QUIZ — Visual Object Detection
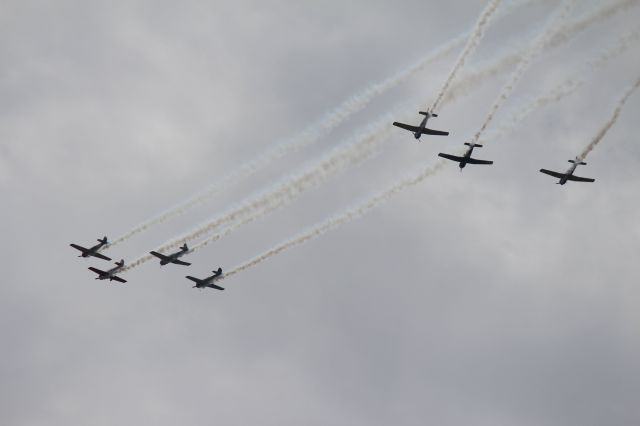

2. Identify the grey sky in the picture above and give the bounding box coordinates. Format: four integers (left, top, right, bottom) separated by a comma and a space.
2, 0, 639, 425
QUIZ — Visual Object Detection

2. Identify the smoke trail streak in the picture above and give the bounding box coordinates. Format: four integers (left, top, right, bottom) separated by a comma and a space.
441, 0, 638, 108
579, 76, 640, 160
122, 107, 410, 271
122, 0, 635, 272
430, 0, 504, 112
471, 0, 577, 144
107, 0, 536, 248
218, 23, 640, 280
222, 160, 448, 279
483, 29, 640, 144
124, 50, 515, 272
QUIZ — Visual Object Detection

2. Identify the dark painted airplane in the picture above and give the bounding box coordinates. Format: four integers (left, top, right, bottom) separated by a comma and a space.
149, 243, 192, 266
438, 142, 493, 169
540, 157, 595, 185
393, 111, 449, 140
70, 237, 111, 261
88, 259, 127, 283
186, 268, 224, 290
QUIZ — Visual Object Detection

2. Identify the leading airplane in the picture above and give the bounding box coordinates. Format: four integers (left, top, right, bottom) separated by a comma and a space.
186, 268, 224, 290
393, 111, 449, 140
149, 243, 192, 266
70, 237, 111, 261
438, 142, 493, 169
88, 260, 127, 283
539, 157, 595, 185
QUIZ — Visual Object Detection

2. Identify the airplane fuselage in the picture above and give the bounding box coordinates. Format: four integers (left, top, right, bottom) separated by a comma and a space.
558, 163, 579, 185
414, 116, 429, 139
458, 146, 475, 169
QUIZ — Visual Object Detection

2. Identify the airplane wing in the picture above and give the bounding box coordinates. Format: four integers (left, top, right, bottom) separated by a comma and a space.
149, 251, 170, 262
465, 158, 493, 165
206, 283, 225, 291
392, 122, 420, 133
185, 276, 202, 284
70, 244, 87, 254
566, 175, 595, 183
438, 153, 465, 163
171, 259, 192, 266
421, 128, 449, 136
110, 276, 127, 284
539, 169, 566, 179
88, 267, 107, 276
90, 252, 112, 261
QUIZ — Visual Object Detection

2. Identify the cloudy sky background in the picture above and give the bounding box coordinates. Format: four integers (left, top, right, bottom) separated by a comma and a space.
2, 0, 639, 424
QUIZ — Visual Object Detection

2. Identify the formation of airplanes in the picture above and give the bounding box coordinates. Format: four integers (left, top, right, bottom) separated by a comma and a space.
70, 109, 596, 290
393, 111, 595, 182
70, 237, 223, 290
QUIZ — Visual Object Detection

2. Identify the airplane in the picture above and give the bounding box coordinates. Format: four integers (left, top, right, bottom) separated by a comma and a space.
539, 157, 595, 185
393, 111, 449, 140
149, 243, 192, 266
88, 259, 127, 283
186, 268, 224, 290
438, 142, 493, 169
70, 237, 112, 261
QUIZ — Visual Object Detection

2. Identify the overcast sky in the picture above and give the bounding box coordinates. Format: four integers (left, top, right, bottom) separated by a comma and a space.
2, 0, 640, 425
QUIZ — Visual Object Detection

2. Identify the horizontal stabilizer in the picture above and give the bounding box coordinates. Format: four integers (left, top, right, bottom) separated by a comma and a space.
568, 159, 587, 165
464, 143, 483, 147
418, 111, 437, 117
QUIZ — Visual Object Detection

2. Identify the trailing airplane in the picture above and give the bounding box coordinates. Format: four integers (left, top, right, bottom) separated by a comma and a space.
539, 157, 595, 185
393, 111, 449, 140
186, 268, 224, 290
70, 237, 112, 261
88, 260, 127, 283
149, 243, 192, 266
438, 142, 493, 169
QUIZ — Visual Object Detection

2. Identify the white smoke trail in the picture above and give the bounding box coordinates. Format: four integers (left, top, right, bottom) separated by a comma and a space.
219, 17, 640, 280
222, 160, 448, 279
579, 76, 640, 160
471, 0, 577, 143
430, 0, 504, 112
440, 0, 638, 109
122, 0, 635, 272
483, 29, 640, 144
122, 107, 408, 271
124, 51, 516, 272
107, 0, 536, 248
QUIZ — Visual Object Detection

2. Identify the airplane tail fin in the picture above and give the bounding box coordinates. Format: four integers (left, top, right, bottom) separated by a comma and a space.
464, 143, 483, 148
419, 111, 437, 117
181, 243, 189, 251
214, 267, 222, 275
98, 237, 108, 244
569, 159, 587, 165
115, 259, 125, 267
